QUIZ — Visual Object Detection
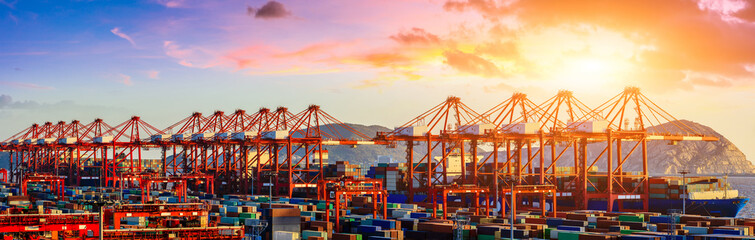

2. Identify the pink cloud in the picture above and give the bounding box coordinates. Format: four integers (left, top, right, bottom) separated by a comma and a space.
146, 70, 160, 79
110, 27, 136, 47
117, 74, 133, 86
272, 42, 342, 59
390, 28, 441, 45
154, 0, 186, 8
0, 81, 54, 90
163, 41, 219, 68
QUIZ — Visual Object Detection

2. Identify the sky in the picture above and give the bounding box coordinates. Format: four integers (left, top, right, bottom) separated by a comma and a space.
0, 0, 754, 162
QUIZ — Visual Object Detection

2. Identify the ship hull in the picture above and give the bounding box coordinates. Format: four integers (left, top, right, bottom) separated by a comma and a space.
388, 194, 749, 217
646, 198, 749, 217
577, 198, 748, 217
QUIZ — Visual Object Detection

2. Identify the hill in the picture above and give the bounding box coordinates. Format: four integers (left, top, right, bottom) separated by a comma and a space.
519, 120, 755, 175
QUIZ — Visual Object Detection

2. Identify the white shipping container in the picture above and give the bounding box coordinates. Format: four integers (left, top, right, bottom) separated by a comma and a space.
261, 130, 289, 140
191, 132, 215, 141
503, 122, 540, 134
150, 134, 171, 142
58, 137, 77, 144
37, 138, 55, 145
94, 136, 114, 143
171, 133, 189, 141
231, 131, 258, 140
215, 132, 231, 139
273, 231, 299, 240
572, 120, 609, 133
395, 125, 428, 136
460, 123, 495, 135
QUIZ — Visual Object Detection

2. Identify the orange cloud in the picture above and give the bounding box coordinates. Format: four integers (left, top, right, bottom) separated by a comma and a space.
443, 50, 502, 77
390, 28, 441, 45
443, 0, 755, 90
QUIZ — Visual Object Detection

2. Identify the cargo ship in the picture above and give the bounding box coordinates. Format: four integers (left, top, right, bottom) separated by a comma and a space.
580, 176, 749, 217
643, 176, 748, 217
366, 162, 749, 217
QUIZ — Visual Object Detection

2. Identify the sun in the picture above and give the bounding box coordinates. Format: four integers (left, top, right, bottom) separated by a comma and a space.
552, 55, 627, 90
571, 58, 610, 75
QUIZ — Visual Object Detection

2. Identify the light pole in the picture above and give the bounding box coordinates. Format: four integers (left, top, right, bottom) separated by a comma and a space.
504, 175, 515, 240
679, 170, 689, 215
264, 172, 278, 203
510, 181, 514, 240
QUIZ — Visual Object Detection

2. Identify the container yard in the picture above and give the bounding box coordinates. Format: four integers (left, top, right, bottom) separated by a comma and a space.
0, 181, 755, 240
0, 88, 750, 239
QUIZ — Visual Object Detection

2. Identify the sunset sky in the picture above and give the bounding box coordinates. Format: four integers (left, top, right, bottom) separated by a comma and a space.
1, 0, 754, 161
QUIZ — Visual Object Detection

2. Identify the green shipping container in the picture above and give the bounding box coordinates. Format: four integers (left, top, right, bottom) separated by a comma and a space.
620, 229, 645, 234
618, 215, 644, 222
557, 232, 581, 240
477, 234, 495, 240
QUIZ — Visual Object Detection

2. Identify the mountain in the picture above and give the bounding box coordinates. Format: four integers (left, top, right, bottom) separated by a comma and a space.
643, 120, 755, 174
307, 123, 408, 165
503, 120, 754, 175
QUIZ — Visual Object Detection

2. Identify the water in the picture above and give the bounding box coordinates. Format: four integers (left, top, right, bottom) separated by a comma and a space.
727, 176, 755, 218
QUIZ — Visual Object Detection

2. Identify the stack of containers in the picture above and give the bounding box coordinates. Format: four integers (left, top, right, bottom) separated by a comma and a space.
121, 217, 148, 228
273, 231, 300, 240
367, 163, 406, 191
362, 219, 403, 240
262, 207, 301, 240
302, 230, 328, 240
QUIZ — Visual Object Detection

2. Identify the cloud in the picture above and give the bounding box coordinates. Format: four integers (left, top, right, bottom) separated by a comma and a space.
163, 41, 219, 68
731, 1, 755, 22
246, 6, 256, 16
475, 41, 519, 59
272, 42, 342, 59
249, 1, 291, 19
8, 12, 17, 24
110, 27, 136, 47
0, 94, 41, 109
117, 74, 133, 86
684, 71, 735, 88
146, 70, 160, 79
443, 50, 502, 77
390, 28, 441, 45
0, 95, 10, 107
0, 81, 54, 90
0, 0, 16, 9
443, 0, 510, 19
442, 0, 755, 89
154, 0, 186, 8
